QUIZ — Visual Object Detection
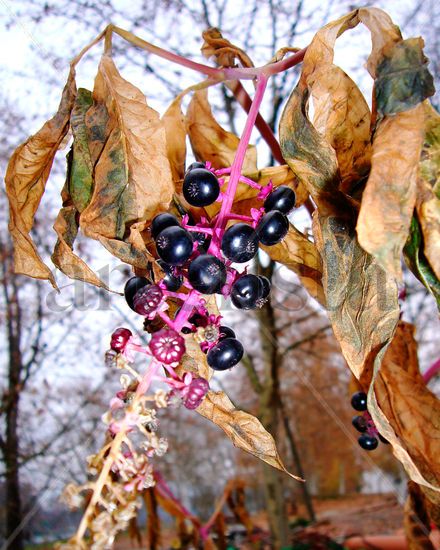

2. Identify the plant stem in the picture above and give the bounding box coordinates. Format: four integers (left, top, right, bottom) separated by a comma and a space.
423, 358, 440, 384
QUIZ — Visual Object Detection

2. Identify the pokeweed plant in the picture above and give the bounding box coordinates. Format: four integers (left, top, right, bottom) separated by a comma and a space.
4, 6, 440, 548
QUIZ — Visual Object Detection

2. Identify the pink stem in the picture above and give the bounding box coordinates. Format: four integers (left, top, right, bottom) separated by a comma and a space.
183, 225, 214, 235
239, 175, 262, 189
225, 213, 254, 222
208, 74, 268, 254
423, 358, 440, 384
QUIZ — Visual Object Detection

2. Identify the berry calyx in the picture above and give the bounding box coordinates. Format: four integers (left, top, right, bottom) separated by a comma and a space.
219, 325, 236, 340
149, 328, 185, 365
230, 274, 264, 310
155, 226, 193, 266
188, 254, 227, 294
151, 213, 180, 239
110, 328, 133, 352
351, 392, 368, 411
264, 186, 296, 214
183, 168, 220, 207
133, 284, 163, 316
124, 276, 150, 311
221, 223, 259, 263
158, 260, 183, 292
256, 210, 289, 246
183, 377, 210, 410
358, 434, 378, 451
352, 415, 368, 433
207, 338, 244, 371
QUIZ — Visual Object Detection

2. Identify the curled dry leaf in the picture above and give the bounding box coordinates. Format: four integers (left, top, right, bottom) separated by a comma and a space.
197, 391, 302, 481
357, 103, 425, 279
80, 55, 174, 269
201, 27, 254, 69
371, 322, 440, 494
187, 89, 257, 172
162, 96, 186, 183
415, 102, 440, 280
260, 224, 324, 306
5, 66, 77, 288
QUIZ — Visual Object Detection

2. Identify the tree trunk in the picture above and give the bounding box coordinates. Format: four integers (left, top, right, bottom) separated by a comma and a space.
1, 248, 25, 550
256, 262, 290, 549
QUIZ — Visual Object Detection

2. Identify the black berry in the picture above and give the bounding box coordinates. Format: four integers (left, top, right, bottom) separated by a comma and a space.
157, 260, 183, 292
192, 231, 211, 252
183, 168, 220, 207
351, 392, 368, 412
358, 434, 378, 451
258, 275, 271, 299
352, 415, 368, 433
151, 213, 180, 240
221, 223, 259, 263
256, 210, 289, 246
207, 338, 244, 371
219, 326, 236, 340
231, 274, 263, 310
186, 161, 205, 172
188, 254, 227, 294
124, 276, 150, 311
264, 186, 296, 214
155, 226, 193, 266
378, 433, 390, 445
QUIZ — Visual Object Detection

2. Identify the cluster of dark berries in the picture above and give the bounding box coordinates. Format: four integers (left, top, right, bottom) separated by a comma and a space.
107, 161, 296, 409
351, 392, 389, 451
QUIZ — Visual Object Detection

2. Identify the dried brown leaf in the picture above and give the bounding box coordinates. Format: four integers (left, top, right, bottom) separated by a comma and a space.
260, 224, 324, 305
197, 390, 302, 480
162, 96, 186, 183
357, 104, 425, 279
5, 67, 77, 288
80, 55, 173, 269
187, 89, 257, 172
372, 322, 440, 493
201, 28, 254, 68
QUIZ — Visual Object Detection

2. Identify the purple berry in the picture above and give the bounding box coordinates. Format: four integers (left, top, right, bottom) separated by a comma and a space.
358, 434, 378, 451
351, 392, 368, 411
110, 328, 133, 352
149, 329, 185, 365
133, 284, 163, 316
183, 377, 210, 409
352, 415, 368, 433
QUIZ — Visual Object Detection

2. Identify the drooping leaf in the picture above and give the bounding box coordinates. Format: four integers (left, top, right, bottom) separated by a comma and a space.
5, 67, 77, 288
375, 38, 435, 116
196, 391, 302, 480
313, 214, 399, 381
201, 28, 254, 68
260, 224, 324, 306
80, 55, 174, 269
357, 103, 425, 279
404, 216, 440, 309
311, 65, 372, 194
162, 96, 187, 182
69, 88, 94, 213
186, 89, 257, 172
416, 102, 440, 280
372, 322, 440, 493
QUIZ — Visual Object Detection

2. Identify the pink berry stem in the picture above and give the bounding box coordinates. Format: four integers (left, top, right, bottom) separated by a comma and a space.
162, 290, 188, 301
214, 168, 232, 176
157, 311, 177, 330
209, 74, 268, 247
239, 175, 262, 189
423, 358, 440, 384
182, 225, 214, 235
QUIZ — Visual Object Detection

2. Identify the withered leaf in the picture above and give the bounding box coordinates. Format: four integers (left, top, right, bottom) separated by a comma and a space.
357, 104, 425, 279
80, 55, 173, 269
404, 217, 440, 309
197, 390, 302, 480
5, 66, 77, 288
375, 38, 435, 116
162, 96, 186, 183
187, 89, 257, 172
69, 88, 94, 213
260, 224, 324, 306
416, 102, 440, 280
372, 322, 440, 493
201, 28, 254, 69
313, 214, 400, 382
